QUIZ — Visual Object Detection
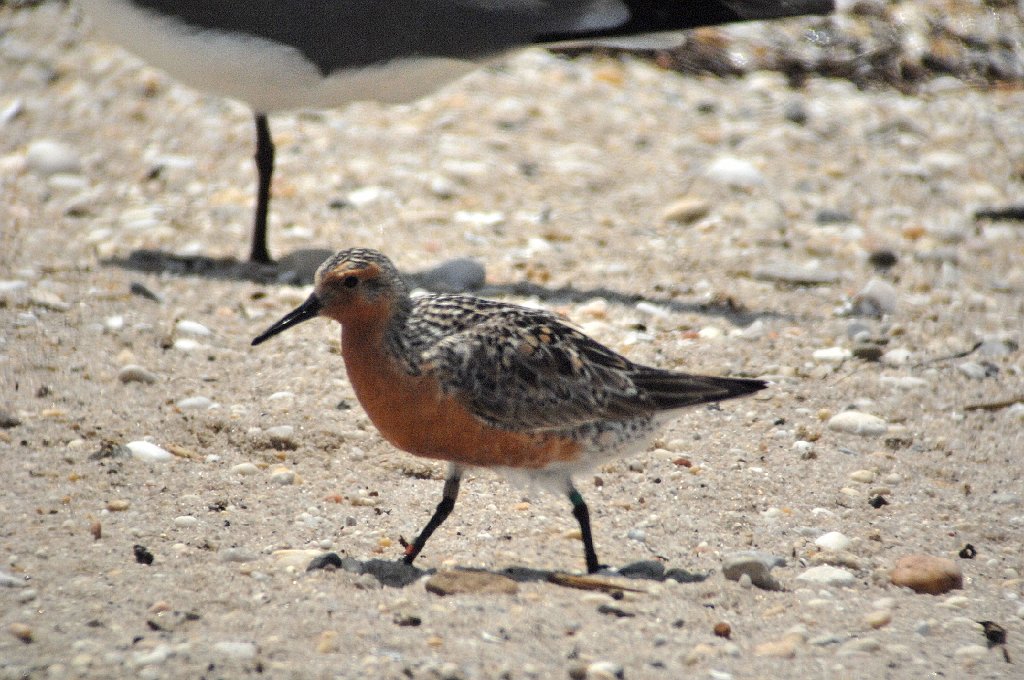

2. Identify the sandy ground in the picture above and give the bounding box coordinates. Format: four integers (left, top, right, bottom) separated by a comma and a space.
2, 2, 1024, 679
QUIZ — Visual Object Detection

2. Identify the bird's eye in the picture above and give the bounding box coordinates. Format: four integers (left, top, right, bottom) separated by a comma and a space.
343, 275, 359, 288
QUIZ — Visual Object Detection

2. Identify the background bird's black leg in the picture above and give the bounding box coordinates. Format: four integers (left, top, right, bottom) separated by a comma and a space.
568, 484, 603, 573
403, 464, 462, 565
250, 113, 274, 264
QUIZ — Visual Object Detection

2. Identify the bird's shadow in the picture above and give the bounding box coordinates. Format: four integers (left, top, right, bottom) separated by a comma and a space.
105, 247, 781, 326
307, 552, 708, 589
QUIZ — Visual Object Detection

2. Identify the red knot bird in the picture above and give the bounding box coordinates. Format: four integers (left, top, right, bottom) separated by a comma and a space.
81, 1, 832, 263
253, 248, 766, 572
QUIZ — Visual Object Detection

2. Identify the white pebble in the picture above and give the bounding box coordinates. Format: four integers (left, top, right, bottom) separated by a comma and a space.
173, 516, 198, 528
265, 425, 295, 441
878, 376, 929, 390
813, 347, 852, 363
584, 660, 624, 680
175, 320, 212, 336
176, 396, 214, 410
231, 462, 260, 475
953, 644, 988, 665
268, 391, 295, 401
880, 348, 912, 366
792, 440, 814, 454
26, 139, 81, 176
211, 641, 257, 660
704, 156, 764, 188
796, 565, 857, 587
815, 531, 852, 552
173, 338, 203, 352
126, 441, 173, 463
105, 315, 125, 331
828, 411, 888, 436
0, 280, 28, 295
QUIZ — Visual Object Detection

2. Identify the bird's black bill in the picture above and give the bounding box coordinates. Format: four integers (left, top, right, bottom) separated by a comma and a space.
251, 293, 322, 346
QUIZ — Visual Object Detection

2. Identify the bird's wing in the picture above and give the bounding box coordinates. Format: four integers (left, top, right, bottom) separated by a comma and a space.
421, 306, 764, 433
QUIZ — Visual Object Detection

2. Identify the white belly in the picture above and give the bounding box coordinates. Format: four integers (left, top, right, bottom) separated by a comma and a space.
80, 0, 484, 112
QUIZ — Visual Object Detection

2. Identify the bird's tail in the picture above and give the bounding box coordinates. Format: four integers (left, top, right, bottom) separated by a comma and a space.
631, 368, 767, 412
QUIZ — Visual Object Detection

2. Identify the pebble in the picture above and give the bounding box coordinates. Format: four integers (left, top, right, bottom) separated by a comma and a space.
176, 396, 214, 410
265, 425, 295, 443
211, 641, 257, 660
0, 280, 28, 300
409, 258, 486, 293
272, 549, 326, 569
880, 348, 912, 366
721, 551, 785, 590
953, 644, 988, 666
424, 570, 518, 596
584, 661, 624, 680
661, 197, 711, 224
315, 630, 340, 654
231, 462, 260, 475
220, 548, 258, 563
9, 622, 33, 643
173, 515, 198, 528
106, 499, 130, 511
812, 347, 852, 363
837, 637, 881, 655
890, 555, 963, 594
863, 609, 892, 629
175, 320, 212, 336
26, 139, 81, 176
173, 338, 203, 352
704, 156, 764, 188
879, 376, 928, 390
29, 290, 70, 312
752, 263, 839, 285
754, 631, 805, 658
957, 361, 989, 380
118, 365, 158, 384
827, 411, 888, 436
268, 465, 297, 485
848, 469, 875, 484
815, 531, 852, 552
851, 343, 884, 361
0, 569, 26, 588
796, 565, 856, 587
126, 441, 173, 463
852, 278, 898, 316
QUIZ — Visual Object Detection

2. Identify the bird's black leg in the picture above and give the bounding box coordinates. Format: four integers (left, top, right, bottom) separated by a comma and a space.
568, 484, 603, 573
403, 464, 462, 566
250, 113, 274, 264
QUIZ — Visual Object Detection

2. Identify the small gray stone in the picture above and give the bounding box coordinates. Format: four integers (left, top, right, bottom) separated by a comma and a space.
409, 258, 486, 293
957, 361, 988, 379
118, 365, 158, 384
722, 551, 785, 590
852, 278, 898, 316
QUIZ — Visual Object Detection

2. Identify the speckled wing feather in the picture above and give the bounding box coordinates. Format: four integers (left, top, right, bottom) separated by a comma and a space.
418, 301, 765, 432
